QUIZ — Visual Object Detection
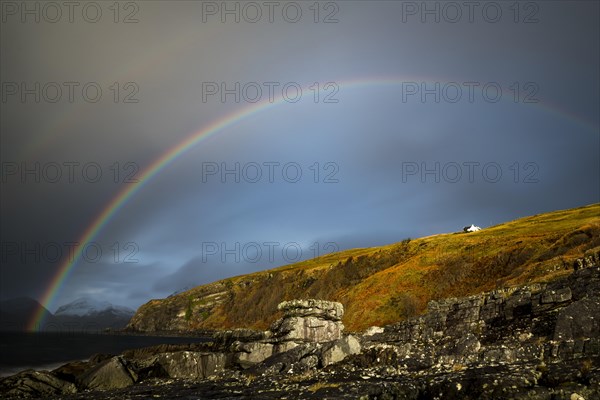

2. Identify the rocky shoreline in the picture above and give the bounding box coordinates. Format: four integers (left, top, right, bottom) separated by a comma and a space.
1, 254, 599, 399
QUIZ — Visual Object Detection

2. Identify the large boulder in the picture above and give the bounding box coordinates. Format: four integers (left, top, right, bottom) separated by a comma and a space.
227, 300, 350, 370
0, 370, 77, 398
79, 356, 136, 390
270, 300, 345, 344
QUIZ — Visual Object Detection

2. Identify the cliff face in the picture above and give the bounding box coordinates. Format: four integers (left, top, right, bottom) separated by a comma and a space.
127, 280, 232, 332
353, 255, 600, 394
370, 253, 600, 360
127, 204, 600, 333
207, 256, 600, 399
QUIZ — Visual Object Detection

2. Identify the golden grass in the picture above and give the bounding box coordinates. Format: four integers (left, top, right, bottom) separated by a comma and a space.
137, 203, 600, 332
307, 381, 341, 392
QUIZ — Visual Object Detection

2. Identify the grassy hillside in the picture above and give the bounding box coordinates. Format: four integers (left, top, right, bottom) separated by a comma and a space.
128, 203, 600, 332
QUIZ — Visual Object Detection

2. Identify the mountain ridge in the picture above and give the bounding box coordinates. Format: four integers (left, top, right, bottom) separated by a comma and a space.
0, 297, 52, 332
54, 297, 135, 318
0, 297, 135, 332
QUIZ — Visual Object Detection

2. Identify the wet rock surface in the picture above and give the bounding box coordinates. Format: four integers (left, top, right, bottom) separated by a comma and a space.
1, 254, 599, 399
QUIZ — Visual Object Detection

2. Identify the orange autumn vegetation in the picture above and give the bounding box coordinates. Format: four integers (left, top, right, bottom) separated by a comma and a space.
130, 203, 600, 332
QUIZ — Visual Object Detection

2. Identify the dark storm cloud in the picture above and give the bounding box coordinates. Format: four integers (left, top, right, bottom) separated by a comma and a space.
41, 260, 167, 313
1, 1, 598, 311
152, 256, 249, 294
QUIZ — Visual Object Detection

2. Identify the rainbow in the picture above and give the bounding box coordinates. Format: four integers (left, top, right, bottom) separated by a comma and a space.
27, 77, 598, 331
26, 89, 284, 331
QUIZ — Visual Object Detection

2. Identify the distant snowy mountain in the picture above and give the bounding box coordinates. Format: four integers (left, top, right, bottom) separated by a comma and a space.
49, 297, 135, 331
54, 297, 135, 318
0, 297, 135, 332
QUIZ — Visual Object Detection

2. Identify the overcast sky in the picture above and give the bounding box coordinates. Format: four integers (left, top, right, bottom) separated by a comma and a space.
1, 1, 598, 312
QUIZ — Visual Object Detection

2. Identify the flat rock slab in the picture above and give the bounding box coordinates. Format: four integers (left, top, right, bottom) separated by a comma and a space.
322, 335, 362, 367
156, 351, 226, 379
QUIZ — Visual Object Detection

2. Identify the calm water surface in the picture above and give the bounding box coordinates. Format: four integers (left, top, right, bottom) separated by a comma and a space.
0, 332, 210, 377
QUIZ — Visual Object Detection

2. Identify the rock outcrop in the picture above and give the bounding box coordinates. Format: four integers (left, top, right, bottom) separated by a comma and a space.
1, 255, 599, 399
78, 356, 136, 390
271, 299, 345, 343
346, 254, 600, 399
0, 370, 77, 398
216, 299, 358, 370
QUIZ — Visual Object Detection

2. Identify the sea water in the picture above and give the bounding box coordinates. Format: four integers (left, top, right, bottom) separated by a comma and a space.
0, 332, 210, 377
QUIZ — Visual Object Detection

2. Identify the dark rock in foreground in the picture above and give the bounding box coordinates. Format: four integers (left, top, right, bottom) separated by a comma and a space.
0, 370, 77, 398
1, 253, 599, 399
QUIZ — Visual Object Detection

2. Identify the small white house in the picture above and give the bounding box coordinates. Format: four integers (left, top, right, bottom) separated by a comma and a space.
463, 224, 482, 233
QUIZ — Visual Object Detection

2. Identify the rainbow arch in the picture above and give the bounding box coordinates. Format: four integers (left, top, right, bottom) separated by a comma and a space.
27, 77, 598, 331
